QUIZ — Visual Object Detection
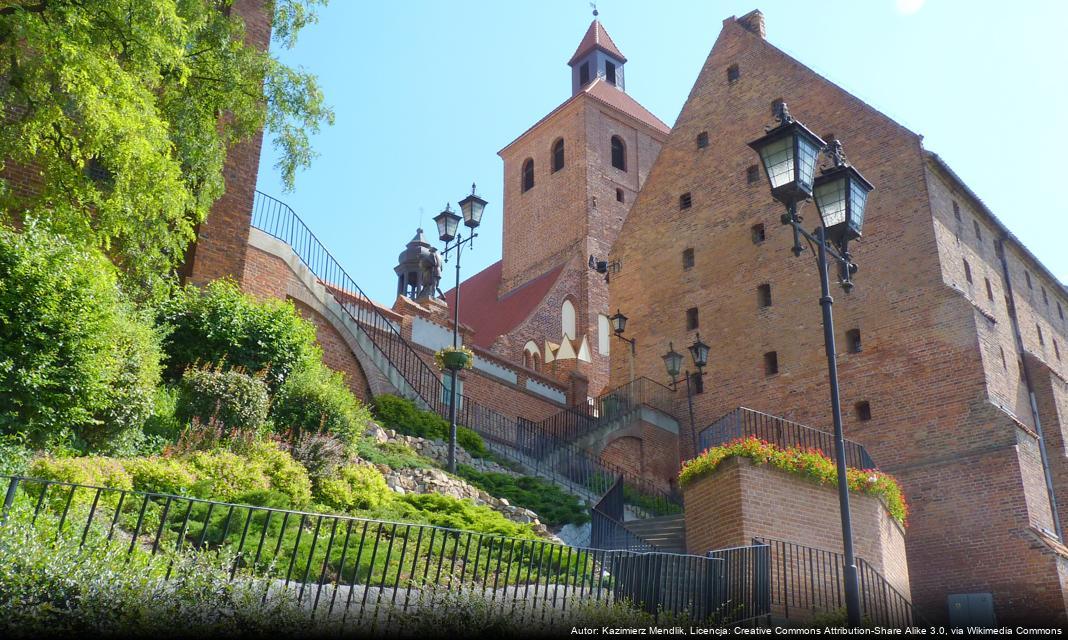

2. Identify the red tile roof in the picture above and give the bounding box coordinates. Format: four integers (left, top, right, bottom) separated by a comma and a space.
443, 260, 565, 349
584, 79, 670, 134
568, 20, 627, 65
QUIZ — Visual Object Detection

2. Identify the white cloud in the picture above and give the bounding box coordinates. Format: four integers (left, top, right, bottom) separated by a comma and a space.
895, 0, 927, 15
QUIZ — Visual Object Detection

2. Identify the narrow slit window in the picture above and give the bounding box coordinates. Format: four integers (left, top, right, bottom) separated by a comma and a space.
727, 64, 740, 83
752, 223, 766, 244
682, 248, 695, 270
686, 307, 699, 331
963, 259, 972, 284
551, 139, 565, 173
973, 220, 982, 242
616, 188, 625, 203
855, 401, 872, 421
696, 132, 709, 149
679, 192, 692, 210
953, 201, 960, 221
746, 165, 760, 184
763, 351, 779, 376
985, 278, 994, 301
611, 136, 627, 171
1038, 324, 1045, 345
846, 329, 862, 353
579, 62, 590, 86
521, 158, 534, 192
606, 61, 617, 85
1025, 270, 1033, 289
757, 283, 772, 308
1041, 287, 1048, 305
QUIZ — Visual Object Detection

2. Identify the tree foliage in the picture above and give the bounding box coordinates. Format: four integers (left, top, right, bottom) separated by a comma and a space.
0, 0, 333, 299
0, 224, 161, 448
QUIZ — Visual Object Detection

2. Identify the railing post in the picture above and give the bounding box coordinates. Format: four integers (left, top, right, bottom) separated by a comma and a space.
2, 477, 18, 523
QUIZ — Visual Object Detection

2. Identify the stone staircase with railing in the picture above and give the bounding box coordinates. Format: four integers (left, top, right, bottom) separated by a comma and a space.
250, 192, 682, 551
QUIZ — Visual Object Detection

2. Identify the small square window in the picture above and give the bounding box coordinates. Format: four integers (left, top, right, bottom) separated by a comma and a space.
855, 401, 872, 421
751, 223, 766, 244
727, 64, 740, 83
846, 329, 862, 354
682, 248, 695, 270
679, 192, 692, 210
973, 220, 982, 242
763, 351, 778, 376
686, 307, 699, 331
985, 278, 994, 301
757, 283, 772, 308
963, 259, 972, 284
616, 188, 625, 203
746, 165, 760, 184
696, 132, 709, 149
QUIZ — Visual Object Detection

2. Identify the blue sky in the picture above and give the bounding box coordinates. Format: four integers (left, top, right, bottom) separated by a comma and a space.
255, 0, 1068, 304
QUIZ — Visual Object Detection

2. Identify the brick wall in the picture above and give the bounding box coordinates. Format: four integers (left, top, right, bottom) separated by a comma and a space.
683, 457, 910, 600
608, 15, 1068, 622
181, 0, 271, 286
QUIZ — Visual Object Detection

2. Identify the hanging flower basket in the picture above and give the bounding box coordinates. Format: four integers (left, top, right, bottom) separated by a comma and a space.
435, 345, 474, 371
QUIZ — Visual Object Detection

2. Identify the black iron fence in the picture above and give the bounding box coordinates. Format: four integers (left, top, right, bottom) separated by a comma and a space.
754, 537, 921, 627
697, 407, 876, 470
597, 377, 676, 421
590, 477, 654, 553
1, 475, 761, 627
251, 193, 678, 516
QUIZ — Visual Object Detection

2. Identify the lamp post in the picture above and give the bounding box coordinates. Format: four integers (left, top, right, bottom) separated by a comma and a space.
434, 183, 487, 474
662, 334, 709, 457
747, 102, 874, 627
609, 309, 637, 382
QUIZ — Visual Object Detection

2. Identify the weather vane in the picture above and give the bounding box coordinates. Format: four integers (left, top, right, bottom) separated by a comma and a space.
590, 2, 598, 17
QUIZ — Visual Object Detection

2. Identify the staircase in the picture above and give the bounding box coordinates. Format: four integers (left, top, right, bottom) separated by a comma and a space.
622, 514, 687, 553
250, 192, 682, 552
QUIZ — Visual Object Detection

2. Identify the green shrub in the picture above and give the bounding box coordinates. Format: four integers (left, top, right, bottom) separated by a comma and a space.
315, 463, 391, 512
245, 440, 313, 507
0, 225, 162, 450
176, 366, 269, 435
0, 435, 33, 476
271, 362, 371, 440
290, 431, 347, 479
456, 465, 589, 527
124, 457, 198, 495
372, 394, 488, 458
352, 437, 433, 470
157, 280, 319, 390
142, 385, 182, 442
27, 456, 133, 491
186, 450, 271, 502
389, 493, 538, 538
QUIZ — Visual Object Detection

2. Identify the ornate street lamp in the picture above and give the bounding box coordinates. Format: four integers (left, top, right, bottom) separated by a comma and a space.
748, 103, 872, 627
663, 334, 708, 456
436, 183, 486, 473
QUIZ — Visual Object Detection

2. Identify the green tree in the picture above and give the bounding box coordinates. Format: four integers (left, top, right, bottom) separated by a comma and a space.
0, 0, 333, 299
0, 224, 161, 449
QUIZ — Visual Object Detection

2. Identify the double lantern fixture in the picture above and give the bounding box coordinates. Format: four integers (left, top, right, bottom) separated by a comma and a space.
747, 102, 873, 283
433, 183, 488, 244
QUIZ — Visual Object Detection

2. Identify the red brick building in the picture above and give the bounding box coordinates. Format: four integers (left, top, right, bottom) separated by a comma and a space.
444, 19, 669, 397
608, 10, 1068, 624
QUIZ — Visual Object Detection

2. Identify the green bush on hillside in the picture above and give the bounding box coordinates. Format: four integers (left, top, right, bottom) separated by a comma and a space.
316, 464, 391, 512
456, 466, 589, 527
271, 362, 371, 440
352, 437, 433, 470
157, 280, 319, 390
372, 394, 488, 458
176, 366, 270, 436
0, 225, 161, 450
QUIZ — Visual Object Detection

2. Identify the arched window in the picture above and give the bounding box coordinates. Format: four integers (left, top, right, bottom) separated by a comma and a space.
610, 136, 626, 171
524, 341, 541, 373
551, 139, 565, 173
521, 158, 534, 192
561, 299, 577, 340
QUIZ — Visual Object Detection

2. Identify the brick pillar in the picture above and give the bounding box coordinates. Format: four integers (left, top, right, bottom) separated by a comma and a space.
181, 0, 272, 286
568, 371, 589, 408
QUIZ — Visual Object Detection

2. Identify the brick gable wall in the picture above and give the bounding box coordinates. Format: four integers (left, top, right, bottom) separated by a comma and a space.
607, 16, 1068, 623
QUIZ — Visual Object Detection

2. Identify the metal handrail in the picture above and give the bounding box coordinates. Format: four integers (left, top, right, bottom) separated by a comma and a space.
697, 407, 876, 469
